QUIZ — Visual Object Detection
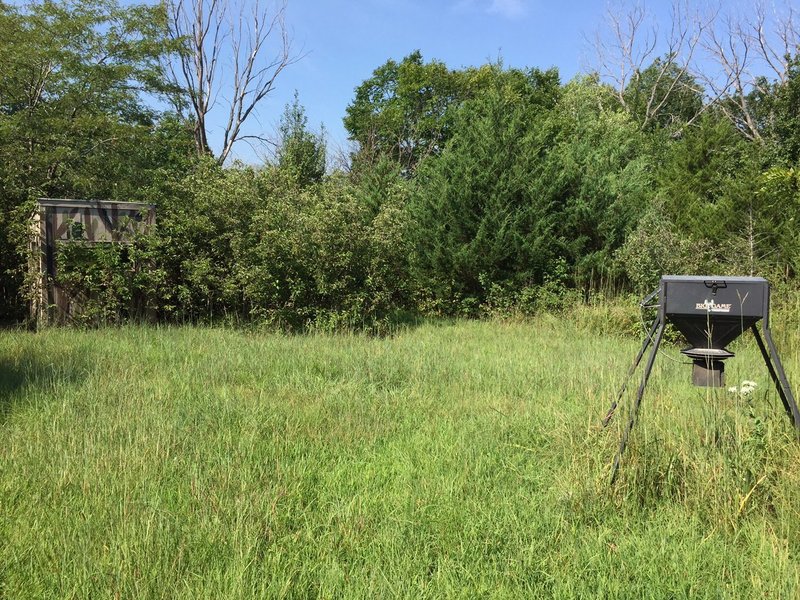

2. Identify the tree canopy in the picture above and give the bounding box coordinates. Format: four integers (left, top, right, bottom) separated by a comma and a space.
2, 0, 800, 325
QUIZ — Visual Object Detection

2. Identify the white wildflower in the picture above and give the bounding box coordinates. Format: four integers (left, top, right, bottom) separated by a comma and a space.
739, 380, 757, 396
728, 381, 757, 396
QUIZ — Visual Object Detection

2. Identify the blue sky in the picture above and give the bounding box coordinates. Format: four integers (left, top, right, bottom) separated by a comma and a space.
218, 0, 605, 163
209, 0, 785, 164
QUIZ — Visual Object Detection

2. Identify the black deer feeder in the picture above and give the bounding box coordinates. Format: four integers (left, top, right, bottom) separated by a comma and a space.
604, 276, 800, 483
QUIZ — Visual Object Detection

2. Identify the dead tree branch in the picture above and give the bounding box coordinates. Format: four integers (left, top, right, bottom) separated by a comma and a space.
167, 0, 298, 165
587, 0, 712, 131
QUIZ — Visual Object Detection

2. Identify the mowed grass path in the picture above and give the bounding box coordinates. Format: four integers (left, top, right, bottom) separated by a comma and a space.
2, 317, 800, 598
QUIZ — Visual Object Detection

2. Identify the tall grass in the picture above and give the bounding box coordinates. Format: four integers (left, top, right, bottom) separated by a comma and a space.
1, 314, 799, 598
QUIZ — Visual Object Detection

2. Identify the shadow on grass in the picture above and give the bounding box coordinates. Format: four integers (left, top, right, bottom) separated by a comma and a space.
0, 346, 90, 425
0, 358, 26, 422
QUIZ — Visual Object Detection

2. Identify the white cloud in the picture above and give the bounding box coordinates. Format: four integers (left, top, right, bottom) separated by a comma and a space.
487, 0, 527, 18
452, 0, 529, 19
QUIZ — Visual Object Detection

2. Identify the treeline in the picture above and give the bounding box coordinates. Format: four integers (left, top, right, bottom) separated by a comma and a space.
1, 0, 799, 327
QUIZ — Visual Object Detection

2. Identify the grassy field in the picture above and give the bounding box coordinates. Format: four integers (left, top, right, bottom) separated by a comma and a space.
2, 313, 800, 598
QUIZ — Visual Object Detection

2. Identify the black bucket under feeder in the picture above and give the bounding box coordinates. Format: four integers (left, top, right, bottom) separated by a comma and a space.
603, 275, 800, 484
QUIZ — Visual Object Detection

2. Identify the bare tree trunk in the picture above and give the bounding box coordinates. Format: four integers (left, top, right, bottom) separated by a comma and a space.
698, 1, 798, 141
167, 0, 298, 165
586, 0, 713, 130
587, 0, 799, 139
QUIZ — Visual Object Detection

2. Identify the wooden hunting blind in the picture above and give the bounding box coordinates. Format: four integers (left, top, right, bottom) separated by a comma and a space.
30, 198, 155, 325
604, 275, 800, 483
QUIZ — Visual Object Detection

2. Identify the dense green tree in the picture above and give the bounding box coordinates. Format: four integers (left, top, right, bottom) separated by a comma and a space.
771, 56, 800, 164
650, 112, 800, 278
3, 6, 800, 325
0, 0, 188, 320
0, 0, 178, 196
276, 92, 326, 187
344, 51, 464, 174
344, 53, 563, 178
353, 155, 406, 218
540, 78, 654, 284
657, 114, 761, 243
146, 159, 261, 320
409, 68, 563, 309
231, 170, 412, 328
622, 57, 704, 132
409, 73, 657, 311
754, 165, 800, 278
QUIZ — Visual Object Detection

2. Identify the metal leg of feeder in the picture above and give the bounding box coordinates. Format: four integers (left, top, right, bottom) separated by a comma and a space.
610, 321, 665, 485
751, 324, 800, 430
603, 316, 661, 427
